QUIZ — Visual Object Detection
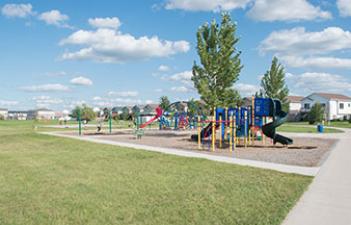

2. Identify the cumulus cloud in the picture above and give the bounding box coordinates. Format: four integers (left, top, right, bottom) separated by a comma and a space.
281, 56, 351, 69
171, 86, 190, 93
260, 27, 351, 68
164, 0, 251, 11
0, 99, 19, 106
70, 76, 93, 86
21, 84, 70, 92
108, 91, 139, 97
60, 20, 190, 62
167, 70, 193, 85
38, 10, 71, 28
337, 0, 351, 17
88, 17, 121, 29
247, 0, 331, 22
158, 65, 170, 72
32, 96, 63, 108
1, 3, 34, 18
234, 83, 260, 96
287, 72, 351, 94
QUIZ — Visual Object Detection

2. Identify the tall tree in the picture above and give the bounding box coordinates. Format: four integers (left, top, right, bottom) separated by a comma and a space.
159, 96, 170, 111
71, 104, 96, 123
192, 13, 242, 109
260, 57, 289, 111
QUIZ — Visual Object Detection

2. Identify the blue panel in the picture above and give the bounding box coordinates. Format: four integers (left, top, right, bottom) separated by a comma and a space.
254, 98, 273, 117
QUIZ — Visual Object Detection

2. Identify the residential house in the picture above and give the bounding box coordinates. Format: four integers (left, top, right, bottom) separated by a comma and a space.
301, 93, 351, 120
0, 108, 8, 120
28, 108, 55, 120
8, 111, 28, 120
287, 96, 303, 121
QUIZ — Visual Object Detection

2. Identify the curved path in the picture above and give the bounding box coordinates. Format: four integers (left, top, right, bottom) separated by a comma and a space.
282, 128, 351, 225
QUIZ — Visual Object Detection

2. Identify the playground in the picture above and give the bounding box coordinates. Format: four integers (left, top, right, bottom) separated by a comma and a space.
54, 97, 338, 168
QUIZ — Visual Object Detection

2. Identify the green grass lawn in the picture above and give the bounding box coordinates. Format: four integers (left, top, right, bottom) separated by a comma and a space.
0, 121, 312, 225
277, 124, 343, 133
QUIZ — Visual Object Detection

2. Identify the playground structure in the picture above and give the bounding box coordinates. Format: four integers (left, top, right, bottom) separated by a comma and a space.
135, 97, 292, 152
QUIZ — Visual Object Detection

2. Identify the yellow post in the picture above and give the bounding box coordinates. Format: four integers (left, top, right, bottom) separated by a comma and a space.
212, 108, 216, 152
219, 115, 222, 149
233, 114, 236, 151
251, 95, 255, 145
197, 116, 201, 150
244, 110, 248, 148
229, 114, 232, 152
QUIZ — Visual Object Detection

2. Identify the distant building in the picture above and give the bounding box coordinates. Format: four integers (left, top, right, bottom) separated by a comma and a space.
301, 93, 351, 120
28, 109, 55, 120
0, 108, 8, 120
8, 111, 28, 120
287, 96, 303, 112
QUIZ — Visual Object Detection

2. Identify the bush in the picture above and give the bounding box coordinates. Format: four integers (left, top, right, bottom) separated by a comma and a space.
349, 115, 351, 124
0, 115, 4, 120
308, 103, 324, 125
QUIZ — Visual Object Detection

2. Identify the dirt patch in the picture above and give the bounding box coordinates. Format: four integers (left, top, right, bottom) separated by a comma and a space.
61, 129, 337, 167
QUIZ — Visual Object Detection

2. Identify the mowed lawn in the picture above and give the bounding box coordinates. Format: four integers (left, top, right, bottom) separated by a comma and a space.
277, 124, 343, 133
0, 121, 312, 225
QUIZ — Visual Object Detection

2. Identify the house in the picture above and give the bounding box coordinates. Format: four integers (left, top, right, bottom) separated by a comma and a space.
287, 96, 303, 121
8, 111, 28, 120
301, 93, 351, 120
28, 108, 55, 120
0, 108, 8, 120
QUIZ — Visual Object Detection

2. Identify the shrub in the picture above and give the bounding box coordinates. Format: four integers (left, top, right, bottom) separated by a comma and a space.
308, 103, 324, 125
0, 115, 4, 120
349, 115, 351, 124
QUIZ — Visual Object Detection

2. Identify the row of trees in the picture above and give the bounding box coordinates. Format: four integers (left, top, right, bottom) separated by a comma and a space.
191, 13, 289, 111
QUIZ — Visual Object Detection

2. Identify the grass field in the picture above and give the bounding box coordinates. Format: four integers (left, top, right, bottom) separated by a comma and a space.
0, 121, 312, 225
277, 124, 343, 133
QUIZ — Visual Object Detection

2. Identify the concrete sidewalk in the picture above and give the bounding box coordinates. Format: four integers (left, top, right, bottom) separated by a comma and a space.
282, 128, 351, 225
41, 131, 320, 176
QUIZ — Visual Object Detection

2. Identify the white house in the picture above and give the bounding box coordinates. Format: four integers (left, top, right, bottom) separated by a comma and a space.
0, 108, 8, 120
8, 111, 28, 120
287, 96, 303, 112
301, 93, 351, 120
28, 109, 55, 120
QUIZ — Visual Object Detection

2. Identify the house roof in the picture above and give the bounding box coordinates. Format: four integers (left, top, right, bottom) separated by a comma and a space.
0, 108, 8, 111
287, 96, 304, 103
36, 108, 54, 112
308, 93, 351, 101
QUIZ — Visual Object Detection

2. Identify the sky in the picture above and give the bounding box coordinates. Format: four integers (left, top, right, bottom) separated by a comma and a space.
0, 0, 351, 111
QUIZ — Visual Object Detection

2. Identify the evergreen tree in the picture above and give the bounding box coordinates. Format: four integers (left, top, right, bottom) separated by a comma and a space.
192, 13, 242, 109
260, 57, 289, 111
159, 96, 170, 111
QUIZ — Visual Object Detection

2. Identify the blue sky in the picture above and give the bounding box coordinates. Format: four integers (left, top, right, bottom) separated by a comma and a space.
1, 0, 351, 111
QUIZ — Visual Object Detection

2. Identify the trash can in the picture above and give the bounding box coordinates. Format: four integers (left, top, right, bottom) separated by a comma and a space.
317, 124, 324, 133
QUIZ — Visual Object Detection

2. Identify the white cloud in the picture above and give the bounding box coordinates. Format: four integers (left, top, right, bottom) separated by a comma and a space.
38, 10, 70, 28
88, 17, 121, 29
145, 100, 154, 104
108, 91, 139, 97
0, 100, 19, 106
1, 3, 33, 18
260, 27, 351, 68
32, 96, 63, 108
247, 0, 331, 22
46, 71, 67, 77
287, 72, 351, 94
70, 76, 93, 86
260, 27, 351, 55
158, 65, 170, 72
337, 0, 351, 17
21, 84, 70, 92
164, 0, 251, 11
60, 28, 190, 62
234, 83, 259, 96
281, 56, 351, 69
171, 86, 189, 93
167, 70, 193, 86
93, 96, 102, 101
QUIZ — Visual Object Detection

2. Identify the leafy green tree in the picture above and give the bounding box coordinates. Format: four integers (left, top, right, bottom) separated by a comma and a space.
132, 105, 140, 116
308, 103, 325, 124
187, 98, 199, 116
260, 57, 289, 111
192, 13, 242, 109
120, 107, 130, 121
71, 104, 96, 123
159, 96, 170, 111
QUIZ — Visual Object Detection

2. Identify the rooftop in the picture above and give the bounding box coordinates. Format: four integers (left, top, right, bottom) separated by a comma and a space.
311, 93, 351, 101
287, 96, 304, 103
